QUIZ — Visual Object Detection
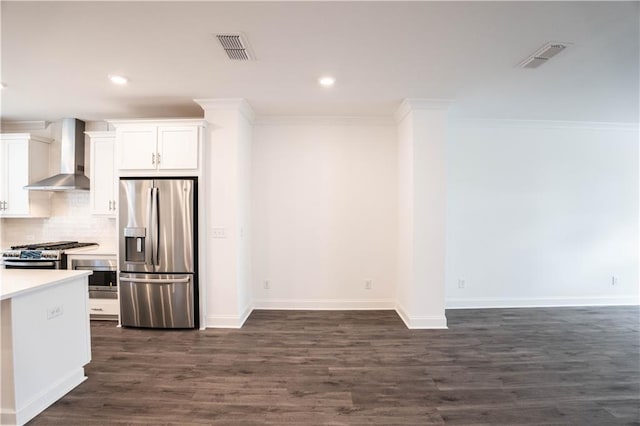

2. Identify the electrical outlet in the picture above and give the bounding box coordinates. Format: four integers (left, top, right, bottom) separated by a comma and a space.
47, 305, 63, 319
211, 227, 227, 239
264, 280, 270, 290
365, 280, 372, 290
458, 279, 465, 289
612, 276, 619, 286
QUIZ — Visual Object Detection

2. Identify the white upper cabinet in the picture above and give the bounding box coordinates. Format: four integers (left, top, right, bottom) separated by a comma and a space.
0, 134, 52, 218
111, 119, 205, 176
117, 126, 157, 171
157, 126, 199, 170
87, 131, 117, 216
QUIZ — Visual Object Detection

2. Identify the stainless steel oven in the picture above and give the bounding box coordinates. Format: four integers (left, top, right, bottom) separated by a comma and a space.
71, 258, 117, 299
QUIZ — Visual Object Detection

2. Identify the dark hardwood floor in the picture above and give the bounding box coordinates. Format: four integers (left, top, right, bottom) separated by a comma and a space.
29, 307, 639, 425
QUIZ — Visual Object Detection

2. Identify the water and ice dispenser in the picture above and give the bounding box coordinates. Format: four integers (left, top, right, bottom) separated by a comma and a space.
124, 227, 146, 263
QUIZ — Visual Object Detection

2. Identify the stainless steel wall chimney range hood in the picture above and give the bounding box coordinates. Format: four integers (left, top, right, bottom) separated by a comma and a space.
25, 118, 90, 191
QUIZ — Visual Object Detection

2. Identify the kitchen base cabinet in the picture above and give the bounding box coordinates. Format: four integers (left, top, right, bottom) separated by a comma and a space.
88, 298, 119, 320
67, 252, 119, 321
0, 270, 91, 426
0, 134, 52, 218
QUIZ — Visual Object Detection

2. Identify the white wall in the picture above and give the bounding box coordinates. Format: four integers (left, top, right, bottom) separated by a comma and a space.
251, 118, 397, 309
396, 113, 414, 314
395, 101, 449, 328
408, 107, 448, 324
446, 120, 639, 307
237, 111, 253, 316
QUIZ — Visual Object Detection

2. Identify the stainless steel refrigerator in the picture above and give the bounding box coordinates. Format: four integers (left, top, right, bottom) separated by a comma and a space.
118, 178, 198, 328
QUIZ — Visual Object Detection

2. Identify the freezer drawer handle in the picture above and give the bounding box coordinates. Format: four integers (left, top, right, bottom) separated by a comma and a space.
120, 276, 190, 284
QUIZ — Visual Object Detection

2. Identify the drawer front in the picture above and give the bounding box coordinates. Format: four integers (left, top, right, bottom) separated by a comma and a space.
89, 298, 119, 319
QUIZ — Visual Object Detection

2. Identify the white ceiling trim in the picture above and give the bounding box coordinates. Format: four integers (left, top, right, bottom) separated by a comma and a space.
0, 120, 51, 131
254, 115, 395, 127
106, 118, 207, 128
194, 98, 255, 123
450, 118, 640, 131
394, 99, 455, 123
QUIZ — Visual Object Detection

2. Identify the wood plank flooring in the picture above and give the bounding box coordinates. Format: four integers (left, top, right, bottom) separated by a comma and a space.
29, 307, 639, 425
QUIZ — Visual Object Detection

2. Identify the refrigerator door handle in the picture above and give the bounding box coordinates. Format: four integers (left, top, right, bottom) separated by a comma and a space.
146, 187, 153, 266
120, 276, 190, 284
152, 187, 160, 266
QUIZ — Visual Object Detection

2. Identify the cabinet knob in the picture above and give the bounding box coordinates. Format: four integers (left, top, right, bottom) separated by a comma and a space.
91, 308, 104, 311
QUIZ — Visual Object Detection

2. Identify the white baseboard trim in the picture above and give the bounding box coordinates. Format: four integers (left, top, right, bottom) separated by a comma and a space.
252, 298, 396, 310
446, 296, 640, 309
6, 368, 86, 426
206, 303, 254, 329
395, 303, 448, 329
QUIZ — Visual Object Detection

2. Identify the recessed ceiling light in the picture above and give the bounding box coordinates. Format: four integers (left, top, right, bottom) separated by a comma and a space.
109, 75, 128, 85
318, 76, 335, 88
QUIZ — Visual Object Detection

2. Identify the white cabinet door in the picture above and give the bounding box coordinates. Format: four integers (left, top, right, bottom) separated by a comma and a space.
89, 133, 116, 216
3, 139, 30, 215
117, 126, 157, 170
0, 136, 51, 217
157, 126, 199, 170
0, 138, 6, 213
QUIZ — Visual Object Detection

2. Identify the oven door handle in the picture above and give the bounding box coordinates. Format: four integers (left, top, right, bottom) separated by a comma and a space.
4, 260, 57, 267
120, 276, 190, 284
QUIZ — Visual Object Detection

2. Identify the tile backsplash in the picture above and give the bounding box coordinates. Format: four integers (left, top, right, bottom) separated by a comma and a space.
1, 191, 116, 248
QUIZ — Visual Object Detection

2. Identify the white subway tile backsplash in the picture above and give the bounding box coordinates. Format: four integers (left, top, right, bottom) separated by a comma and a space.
1, 192, 116, 248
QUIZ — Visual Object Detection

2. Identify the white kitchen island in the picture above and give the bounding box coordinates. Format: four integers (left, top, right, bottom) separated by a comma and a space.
0, 269, 92, 426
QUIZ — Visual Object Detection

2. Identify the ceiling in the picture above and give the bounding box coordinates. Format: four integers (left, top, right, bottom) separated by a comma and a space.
1, 1, 638, 123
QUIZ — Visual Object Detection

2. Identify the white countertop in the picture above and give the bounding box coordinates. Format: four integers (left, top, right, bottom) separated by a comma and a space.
0, 269, 92, 301
65, 244, 117, 256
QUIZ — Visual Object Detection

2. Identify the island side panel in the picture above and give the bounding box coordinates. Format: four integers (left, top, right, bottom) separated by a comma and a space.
1, 300, 17, 423
10, 276, 91, 425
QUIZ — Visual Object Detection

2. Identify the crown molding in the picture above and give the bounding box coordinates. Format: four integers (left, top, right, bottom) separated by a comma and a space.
450, 118, 640, 131
106, 118, 206, 127
0, 120, 50, 132
194, 98, 255, 123
254, 115, 395, 127
394, 99, 454, 123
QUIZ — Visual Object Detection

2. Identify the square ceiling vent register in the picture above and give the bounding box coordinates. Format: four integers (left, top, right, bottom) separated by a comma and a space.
216, 34, 254, 61
519, 42, 570, 68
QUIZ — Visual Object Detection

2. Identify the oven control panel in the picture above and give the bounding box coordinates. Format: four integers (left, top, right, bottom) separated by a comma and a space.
1, 250, 61, 260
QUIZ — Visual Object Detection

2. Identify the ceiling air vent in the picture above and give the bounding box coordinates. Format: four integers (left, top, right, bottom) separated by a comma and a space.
216, 33, 254, 61
519, 42, 569, 69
